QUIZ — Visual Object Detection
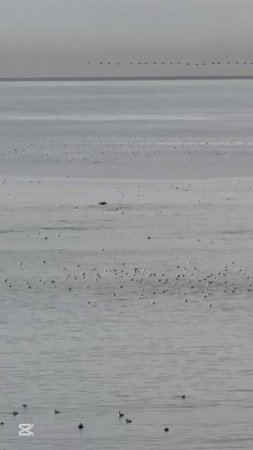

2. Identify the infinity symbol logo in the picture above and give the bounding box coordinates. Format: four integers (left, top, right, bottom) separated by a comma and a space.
19, 423, 34, 437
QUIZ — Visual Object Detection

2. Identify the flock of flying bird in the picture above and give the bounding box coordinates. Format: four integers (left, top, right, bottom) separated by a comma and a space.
86, 60, 253, 66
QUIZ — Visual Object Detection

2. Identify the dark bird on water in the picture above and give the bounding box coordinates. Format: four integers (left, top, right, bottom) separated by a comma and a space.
164, 427, 169, 432
78, 423, 84, 429
54, 409, 60, 415
118, 411, 124, 418
22, 404, 27, 408
126, 418, 132, 424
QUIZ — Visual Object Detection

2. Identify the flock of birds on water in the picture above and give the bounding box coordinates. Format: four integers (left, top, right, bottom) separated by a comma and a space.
1, 190, 252, 301
1, 228, 252, 302
0, 403, 182, 433
1, 189, 252, 443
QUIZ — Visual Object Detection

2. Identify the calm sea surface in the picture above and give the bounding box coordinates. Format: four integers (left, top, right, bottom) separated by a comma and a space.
1, 79, 253, 178
0, 80, 253, 449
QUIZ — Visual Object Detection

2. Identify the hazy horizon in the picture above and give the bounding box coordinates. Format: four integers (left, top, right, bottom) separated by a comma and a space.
1, 0, 253, 77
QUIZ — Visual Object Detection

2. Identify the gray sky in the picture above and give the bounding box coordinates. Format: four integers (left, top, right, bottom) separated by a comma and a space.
1, 0, 253, 77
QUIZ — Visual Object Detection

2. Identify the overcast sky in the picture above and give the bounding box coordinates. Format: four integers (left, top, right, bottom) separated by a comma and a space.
1, 0, 253, 77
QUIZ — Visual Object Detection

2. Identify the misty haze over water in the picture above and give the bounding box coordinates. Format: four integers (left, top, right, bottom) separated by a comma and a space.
1, 0, 253, 77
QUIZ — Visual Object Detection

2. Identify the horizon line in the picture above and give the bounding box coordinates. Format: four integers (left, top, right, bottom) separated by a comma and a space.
1, 75, 253, 82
